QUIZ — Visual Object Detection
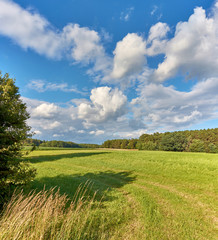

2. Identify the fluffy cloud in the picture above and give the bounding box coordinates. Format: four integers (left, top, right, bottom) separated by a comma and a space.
42, 121, 61, 130
62, 23, 105, 64
0, 0, 62, 58
110, 33, 146, 80
133, 78, 218, 131
31, 103, 59, 118
153, 5, 218, 82
22, 87, 134, 143
90, 130, 105, 136
78, 87, 127, 123
0, 0, 107, 65
147, 22, 170, 56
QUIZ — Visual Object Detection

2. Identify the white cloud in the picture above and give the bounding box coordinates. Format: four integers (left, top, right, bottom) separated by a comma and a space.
174, 110, 202, 123
151, 5, 158, 16
62, 23, 105, 64
153, 5, 218, 81
53, 134, 64, 138
78, 86, 127, 123
0, 0, 62, 58
33, 130, 42, 135
22, 89, 131, 144
120, 7, 134, 22
27, 79, 84, 94
113, 129, 147, 139
90, 130, 104, 136
133, 77, 218, 131
43, 121, 61, 130
31, 103, 58, 118
0, 0, 107, 67
150, 5, 162, 20
111, 33, 146, 80
78, 130, 85, 134
147, 22, 170, 56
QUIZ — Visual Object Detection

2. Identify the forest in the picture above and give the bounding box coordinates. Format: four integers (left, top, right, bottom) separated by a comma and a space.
24, 138, 100, 149
101, 128, 218, 153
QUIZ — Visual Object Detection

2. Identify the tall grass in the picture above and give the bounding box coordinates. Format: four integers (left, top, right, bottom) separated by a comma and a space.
0, 183, 106, 240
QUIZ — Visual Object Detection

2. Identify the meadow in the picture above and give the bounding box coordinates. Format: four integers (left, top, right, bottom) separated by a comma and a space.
1, 149, 218, 239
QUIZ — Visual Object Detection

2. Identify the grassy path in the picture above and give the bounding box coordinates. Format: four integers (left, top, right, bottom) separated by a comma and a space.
24, 149, 218, 239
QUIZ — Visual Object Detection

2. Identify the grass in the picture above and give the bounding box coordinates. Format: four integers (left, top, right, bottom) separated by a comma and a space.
0, 183, 108, 240
1, 149, 218, 239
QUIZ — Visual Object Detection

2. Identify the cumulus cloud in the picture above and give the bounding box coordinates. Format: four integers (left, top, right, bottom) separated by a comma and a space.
90, 130, 105, 136
78, 87, 127, 123
147, 22, 170, 56
33, 130, 42, 135
0, 0, 107, 66
22, 88, 135, 143
62, 23, 105, 64
42, 121, 61, 130
31, 103, 58, 118
153, 5, 218, 81
0, 0, 62, 58
133, 77, 218, 131
111, 33, 146, 80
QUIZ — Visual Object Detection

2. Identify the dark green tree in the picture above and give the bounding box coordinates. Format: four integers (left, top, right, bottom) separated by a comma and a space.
0, 72, 36, 208
160, 132, 188, 152
189, 139, 205, 152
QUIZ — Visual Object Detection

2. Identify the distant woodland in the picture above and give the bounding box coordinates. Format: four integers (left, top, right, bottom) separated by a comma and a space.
26, 128, 218, 153
24, 139, 100, 149
102, 128, 218, 153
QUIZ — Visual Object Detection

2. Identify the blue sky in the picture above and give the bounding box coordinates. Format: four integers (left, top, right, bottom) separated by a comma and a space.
0, 0, 217, 144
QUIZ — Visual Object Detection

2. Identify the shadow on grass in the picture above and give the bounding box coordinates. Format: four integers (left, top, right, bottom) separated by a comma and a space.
28, 151, 110, 163
27, 171, 136, 203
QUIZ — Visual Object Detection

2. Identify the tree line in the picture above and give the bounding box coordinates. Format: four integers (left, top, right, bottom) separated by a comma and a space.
101, 128, 218, 153
24, 138, 100, 149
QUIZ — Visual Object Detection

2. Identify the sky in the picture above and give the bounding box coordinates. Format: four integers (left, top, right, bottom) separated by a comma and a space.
0, 0, 218, 144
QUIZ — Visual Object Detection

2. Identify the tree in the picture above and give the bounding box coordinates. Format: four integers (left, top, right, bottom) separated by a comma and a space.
160, 132, 188, 152
0, 72, 36, 208
189, 139, 205, 152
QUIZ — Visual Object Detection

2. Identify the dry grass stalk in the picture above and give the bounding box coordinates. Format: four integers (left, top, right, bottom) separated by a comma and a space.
0, 182, 105, 240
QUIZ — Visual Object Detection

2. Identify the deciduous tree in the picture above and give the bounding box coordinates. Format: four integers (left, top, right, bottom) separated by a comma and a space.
0, 72, 36, 208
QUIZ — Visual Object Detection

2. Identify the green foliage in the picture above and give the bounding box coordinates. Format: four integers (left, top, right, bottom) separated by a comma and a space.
140, 141, 158, 151
40, 140, 81, 148
160, 132, 188, 152
101, 139, 137, 149
208, 143, 218, 153
103, 128, 218, 153
0, 72, 36, 208
189, 139, 205, 152
24, 138, 100, 149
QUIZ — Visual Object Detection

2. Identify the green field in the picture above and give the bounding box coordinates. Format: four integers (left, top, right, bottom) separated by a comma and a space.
22, 149, 218, 239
